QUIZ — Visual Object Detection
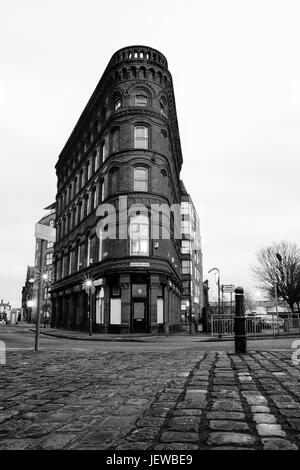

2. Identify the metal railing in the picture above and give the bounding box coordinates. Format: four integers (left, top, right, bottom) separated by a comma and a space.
209, 312, 300, 338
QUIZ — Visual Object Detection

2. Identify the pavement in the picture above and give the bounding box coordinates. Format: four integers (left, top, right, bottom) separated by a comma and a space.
0, 327, 300, 450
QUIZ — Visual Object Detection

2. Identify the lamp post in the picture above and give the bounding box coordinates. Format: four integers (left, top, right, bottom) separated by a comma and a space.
275, 253, 282, 335
83, 277, 95, 336
208, 267, 221, 315
35, 271, 51, 351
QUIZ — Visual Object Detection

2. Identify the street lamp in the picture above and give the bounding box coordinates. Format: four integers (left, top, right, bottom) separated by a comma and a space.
83, 277, 95, 336
208, 267, 221, 315
274, 253, 282, 335
35, 270, 52, 351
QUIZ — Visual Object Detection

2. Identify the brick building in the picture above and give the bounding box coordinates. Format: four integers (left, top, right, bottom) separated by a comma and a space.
51, 45, 202, 334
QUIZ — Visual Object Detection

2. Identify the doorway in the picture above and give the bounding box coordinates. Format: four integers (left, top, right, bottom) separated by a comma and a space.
132, 300, 147, 332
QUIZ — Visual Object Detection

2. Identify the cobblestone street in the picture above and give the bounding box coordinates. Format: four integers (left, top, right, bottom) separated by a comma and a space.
1, 347, 300, 450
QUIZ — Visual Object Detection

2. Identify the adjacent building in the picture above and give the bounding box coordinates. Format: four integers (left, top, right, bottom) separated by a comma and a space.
0, 299, 11, 322
21, 265, 35, 322
51, 45, 203, 334
180, 182, 203, 325
21, 205, 56, 323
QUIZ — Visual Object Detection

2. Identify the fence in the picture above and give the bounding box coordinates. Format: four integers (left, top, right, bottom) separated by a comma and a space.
209, 312, 300, 338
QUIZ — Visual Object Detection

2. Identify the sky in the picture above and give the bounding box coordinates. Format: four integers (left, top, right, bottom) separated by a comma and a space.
1, 0, 300, 306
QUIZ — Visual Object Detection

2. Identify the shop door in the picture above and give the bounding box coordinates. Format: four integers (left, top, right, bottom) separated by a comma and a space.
133, 300, 146, 332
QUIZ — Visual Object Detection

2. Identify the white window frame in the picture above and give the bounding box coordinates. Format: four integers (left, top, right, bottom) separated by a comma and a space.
134, 126, 148, 149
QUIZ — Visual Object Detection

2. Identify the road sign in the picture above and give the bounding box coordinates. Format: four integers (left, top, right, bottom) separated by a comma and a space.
222, 284, 235, 293
35, 223, 56, 242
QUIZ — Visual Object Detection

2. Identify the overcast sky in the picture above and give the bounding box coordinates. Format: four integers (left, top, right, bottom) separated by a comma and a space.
1, 0, 300, 306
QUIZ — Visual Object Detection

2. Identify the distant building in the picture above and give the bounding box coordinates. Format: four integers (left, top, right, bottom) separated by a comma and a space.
180, 182, 203, 325
22, 204, 56, 323
0, 299, 12, 323
210, 298, 292, 316
21, 265, 35, 322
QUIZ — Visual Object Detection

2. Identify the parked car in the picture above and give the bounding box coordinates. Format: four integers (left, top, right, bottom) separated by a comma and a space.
261, 315, 284, 329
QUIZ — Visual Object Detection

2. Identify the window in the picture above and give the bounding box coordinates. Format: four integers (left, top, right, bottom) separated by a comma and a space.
135, 95, 147, 107
181, 240, 191, 254
181, 202, 190, 215
47, 241, 54, 248
77, 244, 81, 270
101, 139, 108, 162
87, 160, 91, 180
130, 214, 149, 256
69, 250, 72, 275
92, 187, 97, 211
78, 201, 83, 224
79, 170, 84, 190
111, 128, 120, 152
49, 220, 54, 227
46, 253, 53, 265
93, 150, 99, 172
110, 168, 119, 194
134, 167, 148, 191
182, 260, 191, 274
87, 236, 91, 267
100, 179, 104, 202
181, 220, 191, 236
134, 126, 148, 149
114, 99, 121, 111
98, 227, 103, 261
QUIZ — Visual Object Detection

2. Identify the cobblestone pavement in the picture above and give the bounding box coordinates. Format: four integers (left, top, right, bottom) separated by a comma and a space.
0, 349, 300, 450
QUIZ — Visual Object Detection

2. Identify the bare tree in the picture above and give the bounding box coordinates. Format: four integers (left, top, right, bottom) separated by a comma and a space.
251, 241, 300, 312
243, 290, 256, 314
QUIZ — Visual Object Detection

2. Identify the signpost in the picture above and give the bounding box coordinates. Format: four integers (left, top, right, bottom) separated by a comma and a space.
221, 284, 235, 315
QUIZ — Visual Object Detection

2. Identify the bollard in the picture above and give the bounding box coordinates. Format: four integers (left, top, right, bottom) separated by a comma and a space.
164, 322, 170, 336
234, 287, 247, 354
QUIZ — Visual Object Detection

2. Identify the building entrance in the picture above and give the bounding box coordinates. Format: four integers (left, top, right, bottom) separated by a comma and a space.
133, 300, 147, 332
131, 283, 148, 333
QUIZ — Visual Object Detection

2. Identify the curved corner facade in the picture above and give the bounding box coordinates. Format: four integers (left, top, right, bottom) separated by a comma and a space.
51, 46, 184, 334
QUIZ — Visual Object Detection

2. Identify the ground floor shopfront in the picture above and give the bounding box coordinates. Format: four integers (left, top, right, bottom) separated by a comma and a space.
51, 272, 181, 334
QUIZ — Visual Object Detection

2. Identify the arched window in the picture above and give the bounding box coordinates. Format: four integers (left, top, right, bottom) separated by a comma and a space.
91, 187, 97, 211
79, 169, 84, 190
93, 150, 99, 172
135, 94, 147, 107
98, 224, 107, 261
77, 244, 81, 270
130, 214, 149, 256
114, 99, 122, 111
78, 201, 83, 224
86, 235, 91, 267
109, 167, 119, 194
73, 206, 77, 228
100, 138, 108, 162
100, 179, 105, 202
84, 194, 89, 217
98, 227, 103, 262
134, 167, 148, 191
86, 160, 91, 181
67, 212, 72, 233
111, 128, 120, 152
73, 177, 78, 198
134, 126, 148, 149
68, 248, 73, 276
